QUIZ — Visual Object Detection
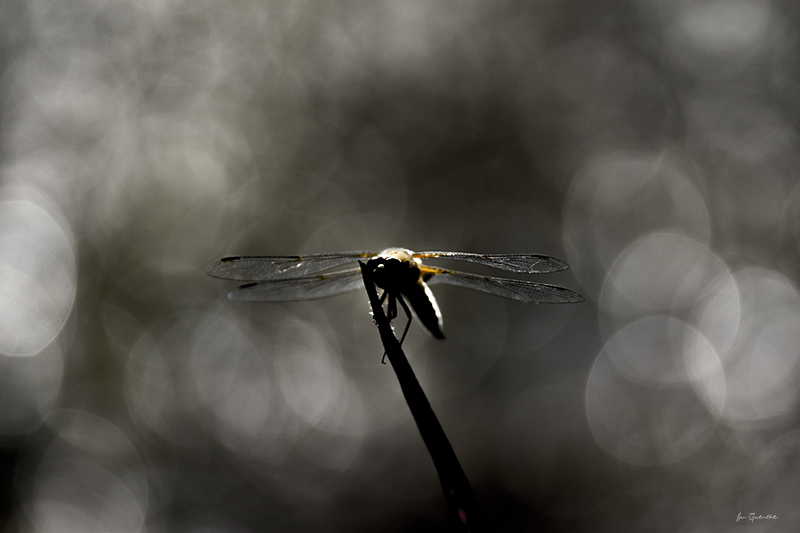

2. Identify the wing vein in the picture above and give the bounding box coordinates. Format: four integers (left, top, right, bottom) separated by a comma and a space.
226, 269, 364, 301
426, 267, 584, 303
206, 252, 375, 280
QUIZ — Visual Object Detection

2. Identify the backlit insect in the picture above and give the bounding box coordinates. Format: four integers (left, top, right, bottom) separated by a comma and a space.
206, 248, 583, 343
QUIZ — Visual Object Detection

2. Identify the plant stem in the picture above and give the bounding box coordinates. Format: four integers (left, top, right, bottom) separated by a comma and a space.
359, 261, 489, 532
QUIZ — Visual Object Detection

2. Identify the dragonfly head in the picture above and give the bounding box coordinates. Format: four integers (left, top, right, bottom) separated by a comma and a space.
366, 254, 421, 293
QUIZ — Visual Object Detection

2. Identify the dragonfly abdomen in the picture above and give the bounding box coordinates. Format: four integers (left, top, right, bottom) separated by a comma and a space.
402, 281, 445, 340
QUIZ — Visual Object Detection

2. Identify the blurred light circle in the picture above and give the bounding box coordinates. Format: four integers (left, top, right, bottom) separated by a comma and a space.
291, 426, 364, 475
564, 149, 710, 296
600, 232, 730, 321
190, 312, 274, 445
270, 318, 367, 476
718, 268, 800, 426
586, 316, 721, 465
0, 199, 75, 356
136, 115, 230, 202
20, 410, 147, 533
275, 318, 367, 436
126, 311, 215, 448
682, 329, 728, 419
664, 0, 775, 78
603, 315, 721, 387
690, 270, 741, 359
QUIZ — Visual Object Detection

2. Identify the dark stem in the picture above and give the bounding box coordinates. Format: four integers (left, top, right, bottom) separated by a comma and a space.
359, 261, 489, 532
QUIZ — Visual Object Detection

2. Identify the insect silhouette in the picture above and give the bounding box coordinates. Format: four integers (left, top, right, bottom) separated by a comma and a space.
207, 247, 583, 345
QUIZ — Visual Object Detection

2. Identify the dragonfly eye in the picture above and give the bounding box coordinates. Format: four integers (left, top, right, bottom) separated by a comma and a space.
366, 256, 421, 293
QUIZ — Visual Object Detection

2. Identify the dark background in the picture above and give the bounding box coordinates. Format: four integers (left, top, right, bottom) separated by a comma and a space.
2, 1, 799, 531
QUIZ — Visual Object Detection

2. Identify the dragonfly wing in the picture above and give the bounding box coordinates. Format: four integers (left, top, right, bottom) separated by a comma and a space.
226, 269, 364, 301
415, 251, 569, 274
206, 251, 375, 280
426, 267, 584, 303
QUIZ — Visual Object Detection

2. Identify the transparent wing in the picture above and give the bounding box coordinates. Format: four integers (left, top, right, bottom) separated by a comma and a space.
415, 251, 569, 274
425, 267, 584, 303
226, 268, 365, 301
206, 251, 375, 281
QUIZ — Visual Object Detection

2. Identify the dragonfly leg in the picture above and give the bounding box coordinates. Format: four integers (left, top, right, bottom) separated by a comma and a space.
380, 292, 394, 364
381, 294, 413, 364
396, 294, 413, 347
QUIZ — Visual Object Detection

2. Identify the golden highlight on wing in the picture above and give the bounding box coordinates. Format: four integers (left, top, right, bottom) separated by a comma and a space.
414, 252, 569, 274
206, 251, 375, 281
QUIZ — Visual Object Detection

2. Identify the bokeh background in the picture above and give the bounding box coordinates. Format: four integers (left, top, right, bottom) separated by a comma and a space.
2, 0, 800, 531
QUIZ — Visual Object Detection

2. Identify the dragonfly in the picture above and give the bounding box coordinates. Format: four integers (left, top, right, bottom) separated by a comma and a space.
206, 248, 583, 344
